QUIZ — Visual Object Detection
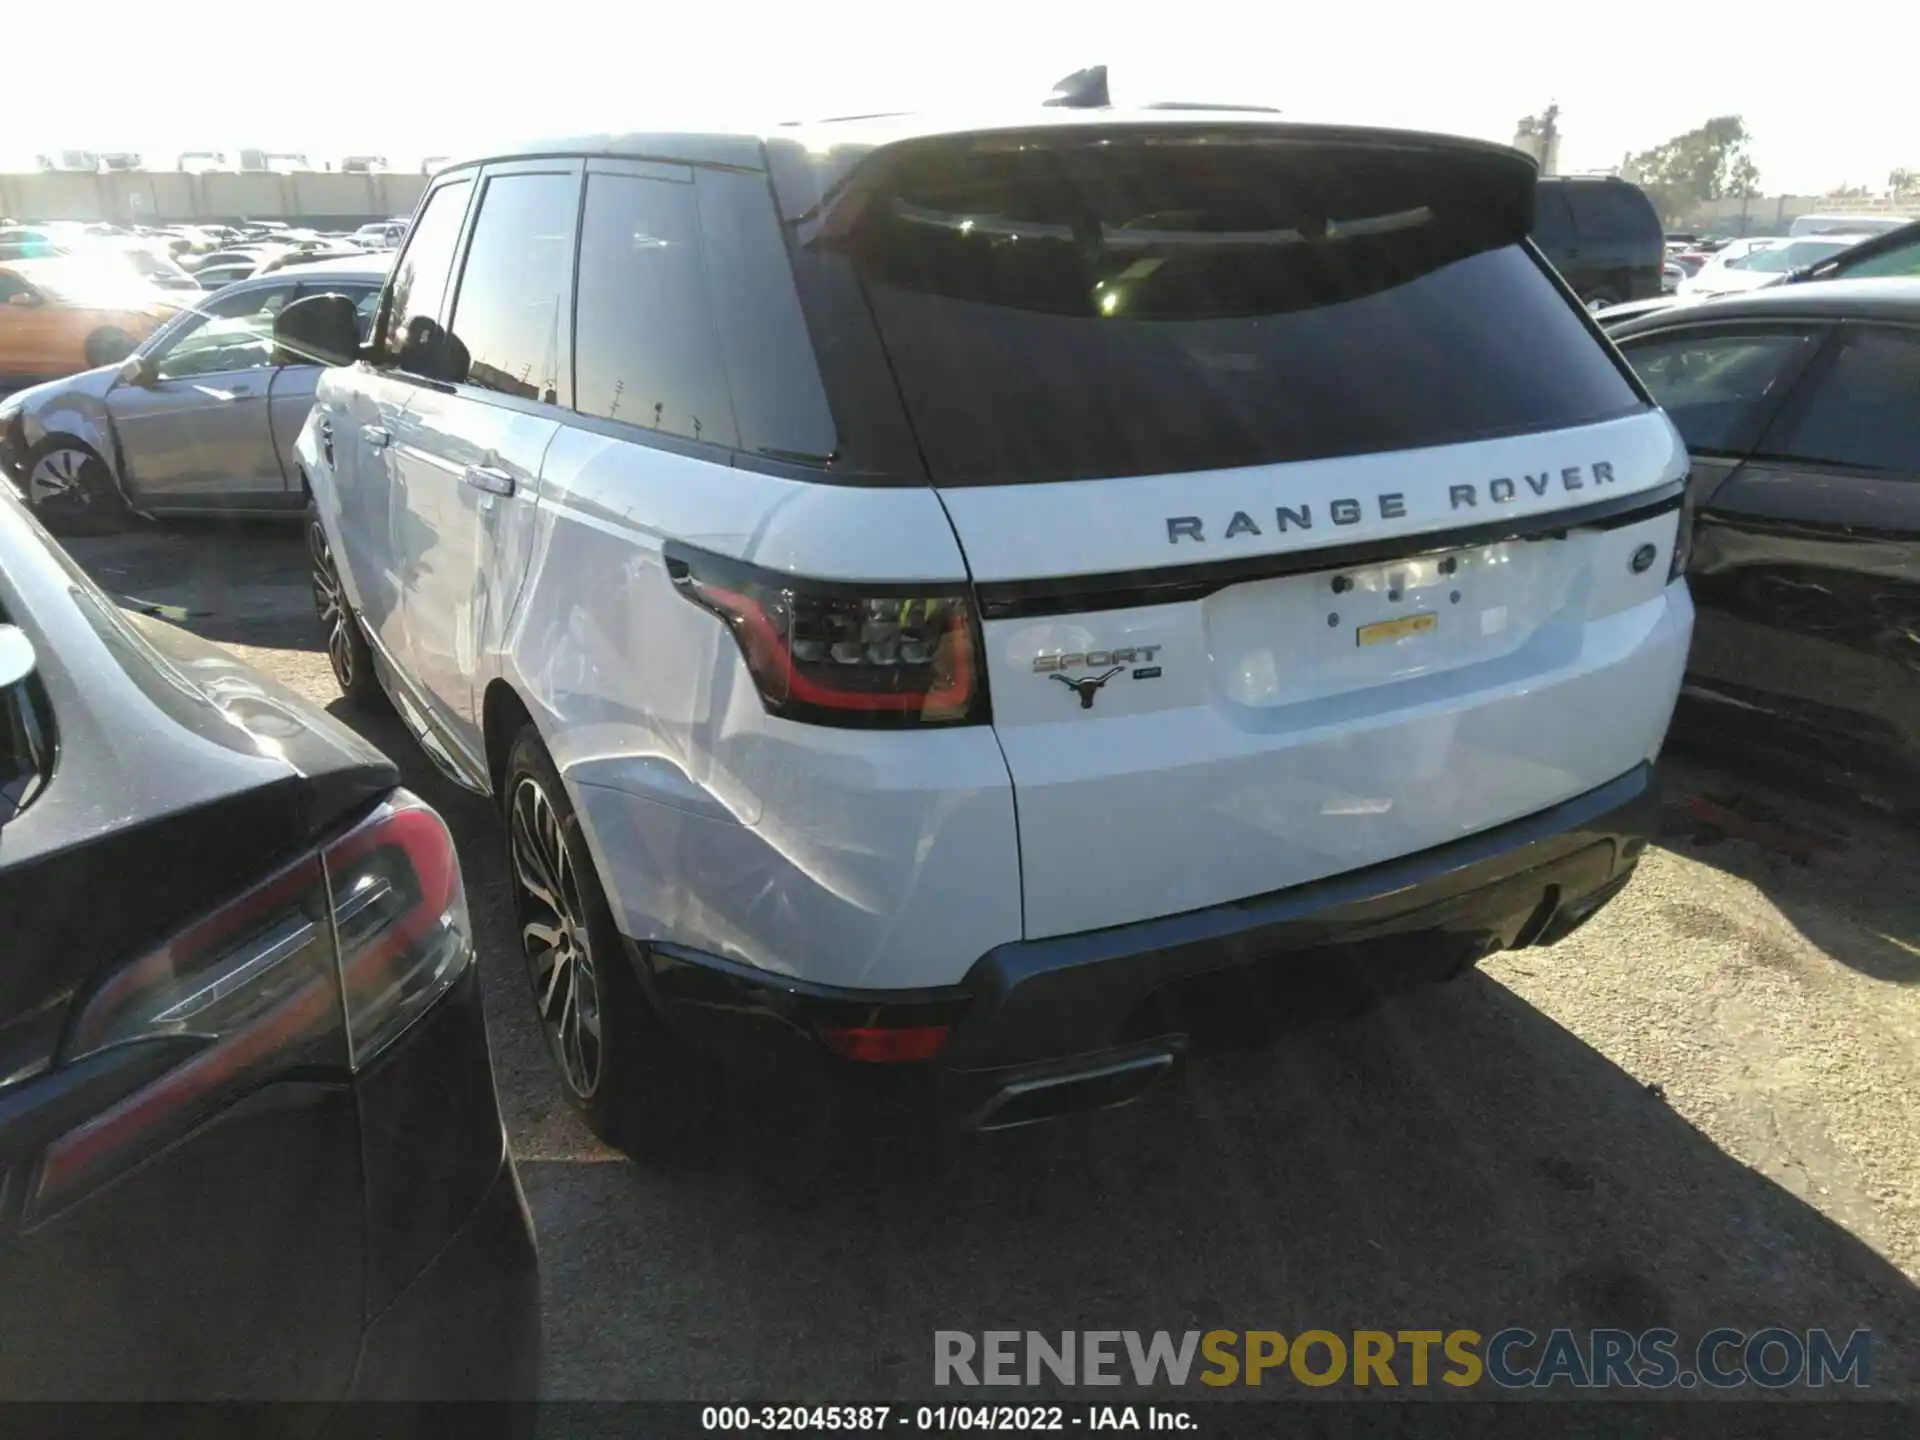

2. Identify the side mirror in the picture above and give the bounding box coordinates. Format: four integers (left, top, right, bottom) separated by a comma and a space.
118, 351, 158, 385
0, 624, 35, 691
6, 292, 37, 308
398, 315, 469, 385
273, 292, 361, 368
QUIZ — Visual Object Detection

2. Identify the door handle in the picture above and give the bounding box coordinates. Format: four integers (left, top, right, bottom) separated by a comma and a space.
361, 424, 391, 449
463, 465, 516, 497
317, 418, 334, 466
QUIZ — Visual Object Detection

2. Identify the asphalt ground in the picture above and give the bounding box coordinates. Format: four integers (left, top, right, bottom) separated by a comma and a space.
59, 518, 1920, 1406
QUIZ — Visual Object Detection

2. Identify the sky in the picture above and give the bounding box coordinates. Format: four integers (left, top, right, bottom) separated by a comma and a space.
4, 1, 1911, 196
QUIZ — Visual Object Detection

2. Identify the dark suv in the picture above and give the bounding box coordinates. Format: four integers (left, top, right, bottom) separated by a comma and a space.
1532, 175, 1665, 310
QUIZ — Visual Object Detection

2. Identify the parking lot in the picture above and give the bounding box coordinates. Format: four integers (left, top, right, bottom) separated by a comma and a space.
60, 517, 1920, 1401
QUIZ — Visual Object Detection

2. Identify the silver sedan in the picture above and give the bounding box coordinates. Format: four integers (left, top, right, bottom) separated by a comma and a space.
0, 257, 385, 532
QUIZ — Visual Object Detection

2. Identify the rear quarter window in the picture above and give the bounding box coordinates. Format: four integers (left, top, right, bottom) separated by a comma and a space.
573, 170, 737, 447
1568, 183, 1662, 245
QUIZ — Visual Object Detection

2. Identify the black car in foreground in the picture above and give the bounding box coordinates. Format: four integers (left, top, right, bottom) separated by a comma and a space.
1610, 276, 1920, 812
0, 486, 539, 1402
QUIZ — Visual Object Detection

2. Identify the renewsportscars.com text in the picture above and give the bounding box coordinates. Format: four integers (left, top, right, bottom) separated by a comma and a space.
934, 1328, 1872, 1390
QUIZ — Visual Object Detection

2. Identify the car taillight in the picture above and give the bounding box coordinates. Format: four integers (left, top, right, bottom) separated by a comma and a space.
323, 795, 472, 1068
37, 791, 470, 1216
1670, 480, 1696, 582
665, 544, 987, 727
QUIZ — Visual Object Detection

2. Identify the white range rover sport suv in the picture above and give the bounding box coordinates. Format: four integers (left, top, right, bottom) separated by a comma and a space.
279, 109, 1694, 1141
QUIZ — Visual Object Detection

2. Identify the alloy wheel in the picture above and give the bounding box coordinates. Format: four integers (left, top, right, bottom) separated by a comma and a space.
309, 518, 356, 692
510, 775, 605, 1098
28, 447, 99, 515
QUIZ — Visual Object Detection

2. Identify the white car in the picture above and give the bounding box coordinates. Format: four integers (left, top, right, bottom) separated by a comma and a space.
349, 219, 409, 251
1680, 235, 1871, 298
281, 111, 1694, 1141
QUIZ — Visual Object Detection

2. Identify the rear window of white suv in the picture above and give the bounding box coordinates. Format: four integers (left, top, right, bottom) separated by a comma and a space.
839, 134, 1646, 486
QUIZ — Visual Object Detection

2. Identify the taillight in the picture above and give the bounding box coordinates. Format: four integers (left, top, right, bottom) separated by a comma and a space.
665, 544, 987, 727
324, 795, 472, 1068
37, 791, 471, 1217
1670, 480, 1696, 582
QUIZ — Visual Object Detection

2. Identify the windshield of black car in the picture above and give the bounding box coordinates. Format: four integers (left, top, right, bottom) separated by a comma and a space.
840, 135, 1642, 486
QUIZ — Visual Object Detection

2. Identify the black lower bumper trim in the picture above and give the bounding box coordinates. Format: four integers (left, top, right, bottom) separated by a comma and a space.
339, 1151, 541, 1404
631, 763, 1659, 1125
948, 763, 1656, 1071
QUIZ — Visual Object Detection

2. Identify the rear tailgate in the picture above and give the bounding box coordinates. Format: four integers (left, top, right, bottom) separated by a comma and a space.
943, 414, 1686, 938
831, 121, 1692, 939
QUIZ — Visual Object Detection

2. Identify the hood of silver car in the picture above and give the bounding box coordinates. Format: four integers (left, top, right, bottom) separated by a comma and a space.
6, 363, 121, 413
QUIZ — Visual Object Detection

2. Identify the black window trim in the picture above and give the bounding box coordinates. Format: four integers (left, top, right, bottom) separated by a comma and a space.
1616, 317, 1835, 461
1746, 317, 1920, 479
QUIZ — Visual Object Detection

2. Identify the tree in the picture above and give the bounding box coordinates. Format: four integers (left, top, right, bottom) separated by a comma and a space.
1629, 116, 1761, 224
1891, 168, 1919, 197
1825, 183, 1871, 201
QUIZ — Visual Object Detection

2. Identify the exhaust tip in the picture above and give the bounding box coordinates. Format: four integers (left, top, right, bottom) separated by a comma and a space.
966, 1050, 1178, 1133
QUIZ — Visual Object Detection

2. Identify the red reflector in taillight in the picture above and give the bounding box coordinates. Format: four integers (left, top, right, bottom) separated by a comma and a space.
816, 1023, 951, 1063
665, 543, 987, 728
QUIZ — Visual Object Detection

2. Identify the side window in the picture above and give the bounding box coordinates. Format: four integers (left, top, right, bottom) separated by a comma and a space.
1837, 239, 1920, 280
573, 171, 737, 447
1582, 183, 1659, 244
205, 285, 293, 319
444, 171, 578, 404
1620, 329, 1814, 455
152, 284, 299, 379
1760, 328, 1920, 474
694, 168, 838, 463
376, 178, 473, 377
1532, 184, 1575, 252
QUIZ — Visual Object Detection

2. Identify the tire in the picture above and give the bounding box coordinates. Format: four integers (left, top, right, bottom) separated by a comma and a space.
503, 724, 703, 1153
306, 503, 385, 709
84, 327, 138, 368
23, 437, 130, 535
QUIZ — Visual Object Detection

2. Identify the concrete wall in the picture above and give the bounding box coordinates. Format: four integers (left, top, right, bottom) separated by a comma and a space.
0, 170, 430, 226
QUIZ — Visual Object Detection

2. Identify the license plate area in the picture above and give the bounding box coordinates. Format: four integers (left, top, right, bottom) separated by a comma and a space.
1204, 540, 1572, 711
1356, 612, 1438, 647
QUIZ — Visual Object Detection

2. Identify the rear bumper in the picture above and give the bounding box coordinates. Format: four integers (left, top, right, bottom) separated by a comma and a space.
631, 763, 1659, 1127
342, 1150, 542, 1403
